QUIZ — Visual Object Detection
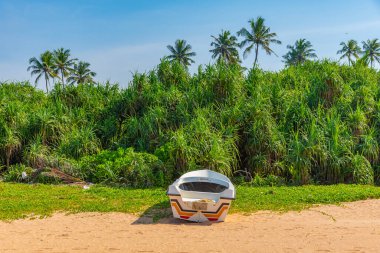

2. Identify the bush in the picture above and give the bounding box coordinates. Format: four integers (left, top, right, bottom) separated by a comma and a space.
58, 126, 100, 159
3, 164, 33, 182
79, 148, 165, 187
250, 174, 286, 187
3, 164, 63, 184
351, 154, 374, 185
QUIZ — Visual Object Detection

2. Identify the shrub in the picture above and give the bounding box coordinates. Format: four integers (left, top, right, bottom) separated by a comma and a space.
22, 136, 50, 168
156, 110, 238, 178
3, 164, 33, 182
351, 154, 374, 185
250, 174, 286, 187
58, 126, 100, 159
79, 148, 165, 187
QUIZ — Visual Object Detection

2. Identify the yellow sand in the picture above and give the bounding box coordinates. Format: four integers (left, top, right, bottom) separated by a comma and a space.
1, 199, 380, 252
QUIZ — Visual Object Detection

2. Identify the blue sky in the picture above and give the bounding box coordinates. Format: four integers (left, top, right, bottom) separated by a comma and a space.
1, 0, 380, 88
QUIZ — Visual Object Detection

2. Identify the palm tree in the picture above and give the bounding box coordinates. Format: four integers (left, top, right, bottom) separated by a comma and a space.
337, 40, 361, 66
362, 39, 380, 68
283, 39, 317, 66
237, 16, 281, 68
67, 61, 96, 85
166, 39, 196, 67
27, 51, 56, 92
210, 30, 240, 64
53, 48, 77, 87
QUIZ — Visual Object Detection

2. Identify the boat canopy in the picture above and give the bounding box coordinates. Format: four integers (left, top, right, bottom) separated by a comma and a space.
167, 169, 235, 202
179, 181, 228, 193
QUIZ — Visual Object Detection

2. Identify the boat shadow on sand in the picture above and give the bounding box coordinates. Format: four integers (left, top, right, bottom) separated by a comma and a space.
131, 201, 217, 226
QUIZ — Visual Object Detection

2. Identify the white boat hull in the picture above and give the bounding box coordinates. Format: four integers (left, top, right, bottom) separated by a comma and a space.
168, 194, 232, 222
167, 170, 235, 222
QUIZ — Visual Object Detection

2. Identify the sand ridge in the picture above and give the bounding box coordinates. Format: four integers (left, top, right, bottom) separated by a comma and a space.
1, 199, 380, 252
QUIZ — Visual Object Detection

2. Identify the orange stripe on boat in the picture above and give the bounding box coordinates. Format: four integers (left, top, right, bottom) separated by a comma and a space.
171, 202, 196, 217
170, 198, 230, 220
202, 206, 229, 218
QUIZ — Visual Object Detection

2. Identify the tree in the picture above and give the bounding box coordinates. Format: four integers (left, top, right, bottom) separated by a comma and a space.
209, 30, 240, 64
67, 61, 96, 85
166, 39, 196, 67
337, 40, 361, 66
237, 16, 281, 68
283, 39, 317, 66
53, 48, 77, 87
27, 51, 56, 92
362, 39, 380, 68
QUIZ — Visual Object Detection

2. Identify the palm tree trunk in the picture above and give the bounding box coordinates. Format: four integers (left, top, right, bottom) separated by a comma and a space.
61, 70, 65, 88
253, 44, 259, 68
45, 75, 49, 93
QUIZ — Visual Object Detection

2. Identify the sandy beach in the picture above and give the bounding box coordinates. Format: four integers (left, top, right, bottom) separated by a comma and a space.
1, 199, 380, 253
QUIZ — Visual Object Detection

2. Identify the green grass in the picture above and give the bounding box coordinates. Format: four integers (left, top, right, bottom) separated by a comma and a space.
1, 183, 380, 221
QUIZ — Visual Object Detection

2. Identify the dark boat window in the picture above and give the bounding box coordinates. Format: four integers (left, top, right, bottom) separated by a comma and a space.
179, 182, 227, 193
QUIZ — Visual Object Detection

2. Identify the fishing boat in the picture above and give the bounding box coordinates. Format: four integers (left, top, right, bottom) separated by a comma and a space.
167, 169, 235, 222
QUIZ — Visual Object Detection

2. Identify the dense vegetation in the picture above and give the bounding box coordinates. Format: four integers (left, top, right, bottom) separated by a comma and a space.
1, 59, 380, 186
2, 16, 380, 187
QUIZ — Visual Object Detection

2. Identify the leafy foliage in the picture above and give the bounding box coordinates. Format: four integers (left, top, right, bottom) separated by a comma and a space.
337, 40, 361, 66
166, 39, 196, 67
2, 164, 33, 182
362, 39, 380, 68
79, 148, 165, 187
210, 30, 240, 64
67, 61, 96, 85
2, 59, 380, 186
53, 48, 77, 87
351, 154, 374, 185
283, 39, 317, 66
237, 16, 281, 67
27, 51, 57, 92
28, 48, 96, 91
